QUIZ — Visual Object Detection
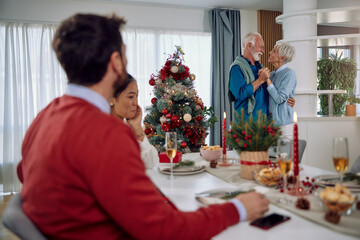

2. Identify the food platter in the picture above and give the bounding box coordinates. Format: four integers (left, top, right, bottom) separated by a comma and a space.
195, 188, 253, 205
313, 174, 360, 193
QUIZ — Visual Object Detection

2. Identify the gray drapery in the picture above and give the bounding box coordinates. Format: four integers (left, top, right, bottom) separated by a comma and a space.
208, 9, 241, 145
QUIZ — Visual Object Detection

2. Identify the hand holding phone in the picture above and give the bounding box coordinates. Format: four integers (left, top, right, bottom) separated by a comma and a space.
250, 213, 290, 230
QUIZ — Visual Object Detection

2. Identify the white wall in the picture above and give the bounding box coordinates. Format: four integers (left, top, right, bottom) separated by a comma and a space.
0, 0, 209, 31
299, 117, 360, 172
317, 0, 360, 9
0, 0, 258, 33
240, 9, 258, 44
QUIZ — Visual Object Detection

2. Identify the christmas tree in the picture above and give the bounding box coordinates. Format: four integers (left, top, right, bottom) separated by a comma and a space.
143, 46, 216, 153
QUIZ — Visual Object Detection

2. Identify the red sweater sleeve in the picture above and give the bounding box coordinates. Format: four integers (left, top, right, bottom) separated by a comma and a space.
84, 126, 239, 240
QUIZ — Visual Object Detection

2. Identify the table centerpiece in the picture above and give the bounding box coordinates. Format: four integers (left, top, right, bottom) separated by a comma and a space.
226, 109, 281, 179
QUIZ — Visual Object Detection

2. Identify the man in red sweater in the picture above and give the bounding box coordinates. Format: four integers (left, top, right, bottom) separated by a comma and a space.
17, 13, 270, 239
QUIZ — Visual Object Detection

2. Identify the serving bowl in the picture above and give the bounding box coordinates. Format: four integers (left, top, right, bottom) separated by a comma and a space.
253, 168, 282, 187
200, 148, 222, 161
315, 185, 358, 215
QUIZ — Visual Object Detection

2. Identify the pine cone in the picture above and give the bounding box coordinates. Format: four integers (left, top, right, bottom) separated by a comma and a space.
295, 197, 310, 210
210, 160, 218, 168
324, 211, 341, 224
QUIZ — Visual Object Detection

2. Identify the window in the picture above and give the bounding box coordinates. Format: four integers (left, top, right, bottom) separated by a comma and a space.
123, 29, 211, 113
0, 23, 211, 192
317, 46, 360, 114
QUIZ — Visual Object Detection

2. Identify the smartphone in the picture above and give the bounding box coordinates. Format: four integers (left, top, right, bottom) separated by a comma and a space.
250, 213, 290, 230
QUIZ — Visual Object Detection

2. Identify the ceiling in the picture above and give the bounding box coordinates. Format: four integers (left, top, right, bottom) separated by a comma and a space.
103, 0, 283, 11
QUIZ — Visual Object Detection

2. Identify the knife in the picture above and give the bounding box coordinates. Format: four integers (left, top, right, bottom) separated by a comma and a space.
195, 190, 253, 199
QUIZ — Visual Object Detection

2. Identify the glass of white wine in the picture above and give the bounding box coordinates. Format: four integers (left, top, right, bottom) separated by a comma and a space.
165, 132, 177, 179
332, 137, 349, 184
276, 136, 293, 203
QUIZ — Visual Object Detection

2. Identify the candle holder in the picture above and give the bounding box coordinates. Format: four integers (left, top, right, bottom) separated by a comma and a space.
218, 153, 233, 167
287, 175, 310, 196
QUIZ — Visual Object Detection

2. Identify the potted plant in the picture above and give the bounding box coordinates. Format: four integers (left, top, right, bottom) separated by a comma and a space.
226, 110, 281, 179
345, 94, 360, 116
317, 52, 357, 116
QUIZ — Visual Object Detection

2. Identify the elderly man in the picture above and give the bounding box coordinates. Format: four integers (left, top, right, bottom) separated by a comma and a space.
229, 32, 294, 120
17, 13, 269, 239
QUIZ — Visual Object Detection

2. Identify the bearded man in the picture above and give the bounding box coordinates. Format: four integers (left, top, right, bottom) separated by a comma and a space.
228, 32, 270, 120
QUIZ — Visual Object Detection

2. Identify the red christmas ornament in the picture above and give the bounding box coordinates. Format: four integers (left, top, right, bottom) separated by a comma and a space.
151, 98, 157, 104
144, 128, 151, 135
166, 113, 171, 118
162, 109, 168, 115
181, 142, 187, 148
196, 116, 202, 121
149, 79, 155, 86
170, 115, 178, 122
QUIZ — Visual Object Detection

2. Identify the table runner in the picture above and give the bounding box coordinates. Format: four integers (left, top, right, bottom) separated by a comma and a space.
205, 164, 360, 238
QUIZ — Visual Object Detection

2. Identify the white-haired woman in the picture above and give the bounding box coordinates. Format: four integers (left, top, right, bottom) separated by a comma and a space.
265, 41, 297, 139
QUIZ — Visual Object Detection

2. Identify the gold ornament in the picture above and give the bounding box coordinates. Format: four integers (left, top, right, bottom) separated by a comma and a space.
183, 113, 192, 122
171, 66, 179, 73
189, 74, 196, 81
160, 116, 167, 124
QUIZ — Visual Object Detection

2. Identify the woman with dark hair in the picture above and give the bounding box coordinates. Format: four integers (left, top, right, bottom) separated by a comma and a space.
110, 74, 158, 169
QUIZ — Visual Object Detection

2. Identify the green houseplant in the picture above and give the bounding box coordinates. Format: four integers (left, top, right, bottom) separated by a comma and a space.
317, 52, 357, 116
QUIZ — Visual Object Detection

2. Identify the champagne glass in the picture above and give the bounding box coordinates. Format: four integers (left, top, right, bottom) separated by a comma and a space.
332, 137, 349, 184
165, 132, 177, 179
276, 136, 293, 203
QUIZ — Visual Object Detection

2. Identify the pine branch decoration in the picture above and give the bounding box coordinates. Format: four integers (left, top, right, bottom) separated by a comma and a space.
226, 109, 281, 153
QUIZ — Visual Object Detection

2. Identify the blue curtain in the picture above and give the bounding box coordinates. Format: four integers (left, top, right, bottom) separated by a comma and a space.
208, 9, 241, 145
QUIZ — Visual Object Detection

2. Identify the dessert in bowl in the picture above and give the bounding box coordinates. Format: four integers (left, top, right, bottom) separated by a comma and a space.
200, 145, 222, 161
254, 167, 282, 187
316, 184, 357, 215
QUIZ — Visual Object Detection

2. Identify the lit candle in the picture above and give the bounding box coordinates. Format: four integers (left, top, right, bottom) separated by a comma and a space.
293, 112, 299, 176
222, 112, 226, 155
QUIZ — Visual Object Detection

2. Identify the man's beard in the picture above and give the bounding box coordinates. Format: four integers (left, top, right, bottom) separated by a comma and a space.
251, 47, 262, 61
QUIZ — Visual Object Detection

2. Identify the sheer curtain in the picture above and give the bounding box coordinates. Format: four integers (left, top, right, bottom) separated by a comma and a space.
0, 23, 67, 193
123, 29, 211, 115
0, 24, 211, 193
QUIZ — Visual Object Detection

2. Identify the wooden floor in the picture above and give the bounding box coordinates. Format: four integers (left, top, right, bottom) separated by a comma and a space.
0, 194, 20, 240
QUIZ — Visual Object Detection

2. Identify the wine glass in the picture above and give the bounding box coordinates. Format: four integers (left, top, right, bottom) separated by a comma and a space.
276, 136, 293, 203
165, 132, 177, 179
332, 137, 349, 184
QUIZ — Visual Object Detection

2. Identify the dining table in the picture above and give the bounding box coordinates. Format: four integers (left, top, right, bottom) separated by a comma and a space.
146, 151, 360, 240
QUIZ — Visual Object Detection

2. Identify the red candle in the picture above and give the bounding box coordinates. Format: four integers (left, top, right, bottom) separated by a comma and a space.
293, 112, 299, 176
222, 112, 226, 155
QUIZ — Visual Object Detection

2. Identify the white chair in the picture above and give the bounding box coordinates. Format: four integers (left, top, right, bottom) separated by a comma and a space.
350, 156, 360, 173
269, 139, 307, 163
2, 193, 47, 240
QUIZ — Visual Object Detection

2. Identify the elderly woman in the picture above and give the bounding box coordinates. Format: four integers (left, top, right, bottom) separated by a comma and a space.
110, 74, 158, 169
265, 41, 297, 139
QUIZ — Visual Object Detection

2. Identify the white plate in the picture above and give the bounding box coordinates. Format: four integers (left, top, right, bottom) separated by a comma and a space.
158, 165, 206, 176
